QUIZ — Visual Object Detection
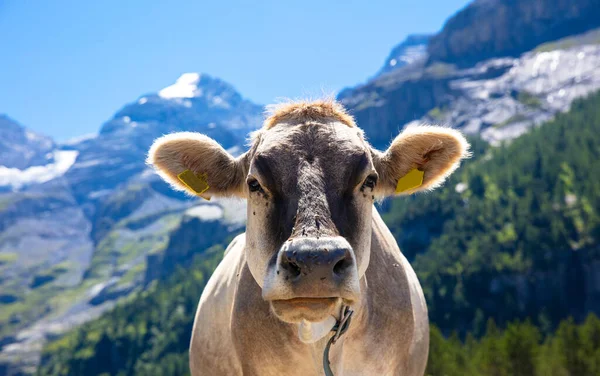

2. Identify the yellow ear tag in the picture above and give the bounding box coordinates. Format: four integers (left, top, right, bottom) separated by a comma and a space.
395, 168, 424, 194
177, 170, 210, 196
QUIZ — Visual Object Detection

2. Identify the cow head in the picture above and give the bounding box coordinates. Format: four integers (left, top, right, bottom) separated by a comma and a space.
148, 100, 469, 325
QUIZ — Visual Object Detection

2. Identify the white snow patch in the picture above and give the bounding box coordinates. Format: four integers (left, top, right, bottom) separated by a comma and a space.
0, 150, 78, 189
532, 51, 561, 77
399, 45, 427, 65
226, 145, 243, 157
455, 182, 468, 193
138, 97, 148, 104
88, 189, 113, 199
25, 130, 42, 142
140, 169, 157, 178
159, 73, 202, 99
88, 282, 108, 298
185, 205, 223, 221
61, 133, 97, 146
123, 116, 131, 123
70, 159, 104, 169
565, 193, 577, 207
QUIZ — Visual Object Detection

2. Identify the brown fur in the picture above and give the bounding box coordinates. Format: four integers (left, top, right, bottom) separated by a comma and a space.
264, 98, 356, 129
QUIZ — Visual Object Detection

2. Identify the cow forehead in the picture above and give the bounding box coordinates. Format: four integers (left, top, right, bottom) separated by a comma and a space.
256, 121, 367, 157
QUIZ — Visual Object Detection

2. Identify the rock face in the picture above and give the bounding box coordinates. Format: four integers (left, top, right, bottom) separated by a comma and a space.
427, 0, 600, 67
437, 42, 600, 145
341, 29, 600, 148
0, 74, 260, 374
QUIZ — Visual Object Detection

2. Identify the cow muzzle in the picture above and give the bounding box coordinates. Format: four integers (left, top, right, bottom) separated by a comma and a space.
262, 237, 361, 323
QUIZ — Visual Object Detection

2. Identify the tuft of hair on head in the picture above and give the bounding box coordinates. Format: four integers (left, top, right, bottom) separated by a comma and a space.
263, 98, 356, 129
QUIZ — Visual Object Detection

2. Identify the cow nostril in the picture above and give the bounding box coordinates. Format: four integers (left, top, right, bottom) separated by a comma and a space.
333, 258, 351, 276
288, 261, 301, 277
281, 254, 302, 278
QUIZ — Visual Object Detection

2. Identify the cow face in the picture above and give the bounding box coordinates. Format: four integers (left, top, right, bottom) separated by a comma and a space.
148, 100, 469, 324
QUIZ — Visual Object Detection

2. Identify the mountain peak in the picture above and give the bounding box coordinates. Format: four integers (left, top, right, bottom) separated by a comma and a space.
0, 114, 23, 132
157, 72, 240, 103
98, 72, 261, 140
0, 115, 56, 170
158, 72, 203, 99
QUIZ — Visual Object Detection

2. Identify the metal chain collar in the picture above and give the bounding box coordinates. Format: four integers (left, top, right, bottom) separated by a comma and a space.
322, 305, 354, 376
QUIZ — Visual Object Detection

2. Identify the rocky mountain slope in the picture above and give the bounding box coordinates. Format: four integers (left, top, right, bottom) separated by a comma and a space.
339, 0, 600, 149
340, 28, 600, 149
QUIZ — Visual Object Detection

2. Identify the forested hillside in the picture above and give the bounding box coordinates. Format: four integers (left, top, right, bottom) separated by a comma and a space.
383, 90, 600, 334
427, 314, 600, 376
36, 91, 600, 375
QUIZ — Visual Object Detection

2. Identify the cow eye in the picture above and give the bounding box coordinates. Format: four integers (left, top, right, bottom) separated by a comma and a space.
362, 175, 378, 190
247, 178, 262, 193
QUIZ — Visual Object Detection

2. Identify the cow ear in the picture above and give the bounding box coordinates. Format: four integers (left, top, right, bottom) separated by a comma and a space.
147, 132, 248, 198
373, 126, 470, 196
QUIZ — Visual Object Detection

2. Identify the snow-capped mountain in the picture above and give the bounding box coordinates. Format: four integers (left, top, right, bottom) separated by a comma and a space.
63, 73, 261, 203
104, 73, 261, 138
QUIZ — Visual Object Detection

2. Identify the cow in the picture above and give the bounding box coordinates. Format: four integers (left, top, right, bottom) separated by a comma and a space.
147, 99, 470, 376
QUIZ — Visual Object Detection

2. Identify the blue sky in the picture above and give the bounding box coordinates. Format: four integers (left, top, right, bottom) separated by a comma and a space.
0, 0, 470, 141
